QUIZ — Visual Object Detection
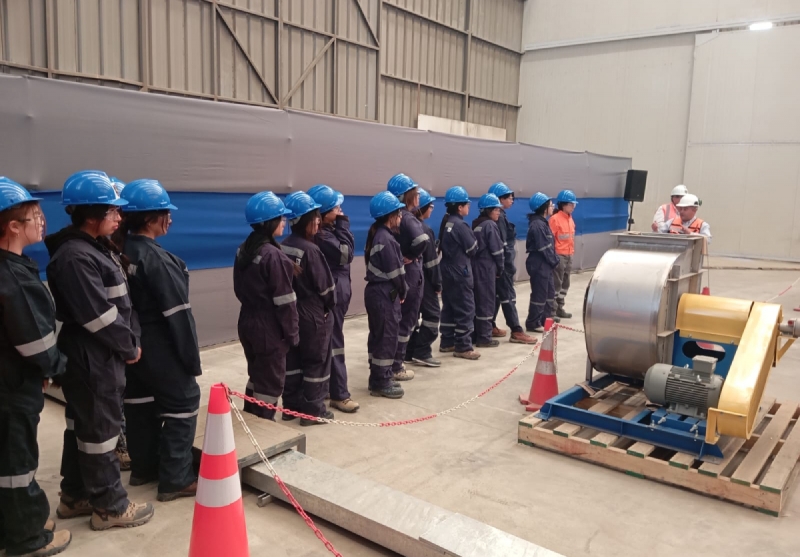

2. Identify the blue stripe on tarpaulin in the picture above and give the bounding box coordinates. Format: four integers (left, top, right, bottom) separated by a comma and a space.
25, 192, 627, 275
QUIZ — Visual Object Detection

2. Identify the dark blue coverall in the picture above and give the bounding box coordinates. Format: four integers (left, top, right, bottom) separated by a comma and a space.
471, 217, 504, 345
281, 234, 336, 418
0, 250, 66, 555
234, 236, 299, 421
46, 228, 140, 515
493, 208, 524, 333
122, 235, 201, 493
406, 219, 441, 361
314, 216, 355, 401
364, 226, 408, 391
439, 215, 478, 353
393, 208, 429, 371
524, 214, 559, 330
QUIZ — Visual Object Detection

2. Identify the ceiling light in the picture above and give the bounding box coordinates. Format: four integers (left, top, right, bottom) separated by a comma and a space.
749, 21, 773, 31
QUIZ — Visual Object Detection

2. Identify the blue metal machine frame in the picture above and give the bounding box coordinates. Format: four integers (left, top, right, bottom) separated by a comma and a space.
537, 372, 724, 461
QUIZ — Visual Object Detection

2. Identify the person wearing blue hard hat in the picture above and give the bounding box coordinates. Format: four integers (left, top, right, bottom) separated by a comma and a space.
0, 178, 73, 556
386, 173, 429, 380
470, 194, 506, 349
549, 190, 578, 320
234, 191, 299, 423
437, 186, 481, 360
487, 182, 537, 346
110, 177, 126, 197
523, 193, 559, 333
364, 191, 407, 399
405, 188, 442, 368
308, 185, 359, 414
280, 192, 337, 425
44, 172, 155, 529
113, 179, 201, 502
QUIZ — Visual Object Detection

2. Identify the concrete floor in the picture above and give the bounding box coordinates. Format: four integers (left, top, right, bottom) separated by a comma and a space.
36, 263, 800, 556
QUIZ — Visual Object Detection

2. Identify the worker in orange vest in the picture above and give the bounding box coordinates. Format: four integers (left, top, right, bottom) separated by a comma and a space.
660, 194, 711, 242
549, 190, 577, 319
651, 185, 688, 232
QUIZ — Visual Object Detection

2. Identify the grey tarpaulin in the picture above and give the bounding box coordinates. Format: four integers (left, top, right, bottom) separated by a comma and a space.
0, 75, 631, 346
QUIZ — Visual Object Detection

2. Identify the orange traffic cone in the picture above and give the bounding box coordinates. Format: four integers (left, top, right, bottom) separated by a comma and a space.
189, 384, 249, 557
520, 318, 559, 412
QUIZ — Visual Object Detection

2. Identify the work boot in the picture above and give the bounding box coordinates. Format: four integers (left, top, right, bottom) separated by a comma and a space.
157, 481, 198, 502
281, 412, 297, 422
556, 308, 572, 319
369, 384, 405, 399
454, 350, 481, 360
551, 316, 561, 324
412, 356, 441, 367
300, 410, 334, 427
492, 327, 507, 338
115, 447, 131, 472
330, 398, 360, 413
20, 529, 71, 557
90, 501, 154, 531
510, 331, 538, 345
44, 519, 55, 532
56, 494, 93, 519
439, 345, 455, 353
128, 474, 158, 487
526, 325, 545, 333
476, 340, 500, 348
393, 366, 415, 381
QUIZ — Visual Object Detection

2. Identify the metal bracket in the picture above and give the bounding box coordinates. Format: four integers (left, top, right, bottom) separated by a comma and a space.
257, 493, 274, 507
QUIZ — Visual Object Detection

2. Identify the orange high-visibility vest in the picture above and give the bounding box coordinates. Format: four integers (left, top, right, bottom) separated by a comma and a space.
669, 217, 704, 235
661, 203, 678, 223
549, 211, 575, 255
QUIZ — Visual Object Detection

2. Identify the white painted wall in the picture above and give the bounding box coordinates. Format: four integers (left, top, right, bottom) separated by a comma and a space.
517, 1, 800, 257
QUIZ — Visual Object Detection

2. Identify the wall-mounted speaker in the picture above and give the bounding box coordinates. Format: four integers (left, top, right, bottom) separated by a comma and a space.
624, 169, 648, 203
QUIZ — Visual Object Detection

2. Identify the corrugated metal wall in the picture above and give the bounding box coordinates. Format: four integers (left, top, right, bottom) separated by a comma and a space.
0, 0, 521, 139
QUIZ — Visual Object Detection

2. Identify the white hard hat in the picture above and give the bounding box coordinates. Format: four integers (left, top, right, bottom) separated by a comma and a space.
671, 185, 689, 197
676, 194, 699, 207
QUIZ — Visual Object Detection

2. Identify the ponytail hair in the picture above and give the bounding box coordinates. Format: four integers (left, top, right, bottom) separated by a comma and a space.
238, 216, 283, 269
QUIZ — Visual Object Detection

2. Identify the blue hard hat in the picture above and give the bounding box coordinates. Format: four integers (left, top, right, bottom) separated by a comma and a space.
308, 184, 344, 214
444, 186, 470, 204
418, 187, 436, 208
529, 192, 551, 213
110, 177, 126, 196
488, 182, 514, 198
556, 189, 578, 205
245, 191, 291, 224
62, 172, 127, 207
121, 179, 178, 212
370, 191, 405, 219
284, 192, 321, 220
478, 193, 502, 210
387, 173, 418, 197
0, 177, 41, 212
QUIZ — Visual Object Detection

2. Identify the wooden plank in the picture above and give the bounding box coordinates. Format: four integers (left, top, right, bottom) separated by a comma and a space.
554, 423, 583, 438
518, 416, 543, 429
731, 403, 797, 486
627, 442, 656, 458
700, 396, 776, 477
589, 392, 648, 447
669, 452, 697, 470
552, 384, 628, 438
760, 412, 800, 494
518, 424, 781, 513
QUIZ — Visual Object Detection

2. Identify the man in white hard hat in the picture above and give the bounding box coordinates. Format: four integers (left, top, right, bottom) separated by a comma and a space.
659, 194, 711, 242
651, 185, 689, 232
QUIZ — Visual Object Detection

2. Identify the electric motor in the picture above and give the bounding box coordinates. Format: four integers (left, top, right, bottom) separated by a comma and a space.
643, 356, 724, 419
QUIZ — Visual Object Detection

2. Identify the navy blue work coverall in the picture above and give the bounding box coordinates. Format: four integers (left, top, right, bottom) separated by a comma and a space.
281, 234, 336, 417
471, 217, 505, 345
314, 216, 355, 401
524, 215, 559, 330
364, 225, 408, 390
234, 236, 299, 421
122, 235, 201, 493
406, 219, 442, 361
392, 208, 429, 371
0, 250, 65, 555
439, 215, 478, 352
45, 228, 140, 514
493, 208, 523, 333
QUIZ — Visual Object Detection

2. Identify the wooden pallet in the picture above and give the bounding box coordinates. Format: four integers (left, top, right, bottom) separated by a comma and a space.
518, 386, 800, 516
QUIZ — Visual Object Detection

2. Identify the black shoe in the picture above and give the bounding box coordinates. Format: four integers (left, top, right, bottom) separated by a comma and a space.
556, 309, 572, 319
281, 412, 297, 421
300, 410, 334, 426
129, 475, 158, 487
476, 340, 500, 348
412, 356, 441, 367
369, 384, 405, 399
550, 316, 561, 324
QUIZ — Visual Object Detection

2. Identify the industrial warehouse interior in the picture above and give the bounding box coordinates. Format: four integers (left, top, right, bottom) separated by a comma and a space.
1, 1, 800, 556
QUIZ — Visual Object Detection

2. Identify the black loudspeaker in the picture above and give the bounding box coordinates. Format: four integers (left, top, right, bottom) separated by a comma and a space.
624, 169, 648, 203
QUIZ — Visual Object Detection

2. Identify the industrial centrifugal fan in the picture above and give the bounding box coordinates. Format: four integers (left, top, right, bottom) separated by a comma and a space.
538, 233, 800, 462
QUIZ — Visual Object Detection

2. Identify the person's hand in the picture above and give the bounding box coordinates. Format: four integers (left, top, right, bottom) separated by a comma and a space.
681, 226, 691, 235
651, 222, 659, 232
126, 347, 142, 365
400, 298, 406, 304
403, 257, 413, 265
42, 379, 51, 392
